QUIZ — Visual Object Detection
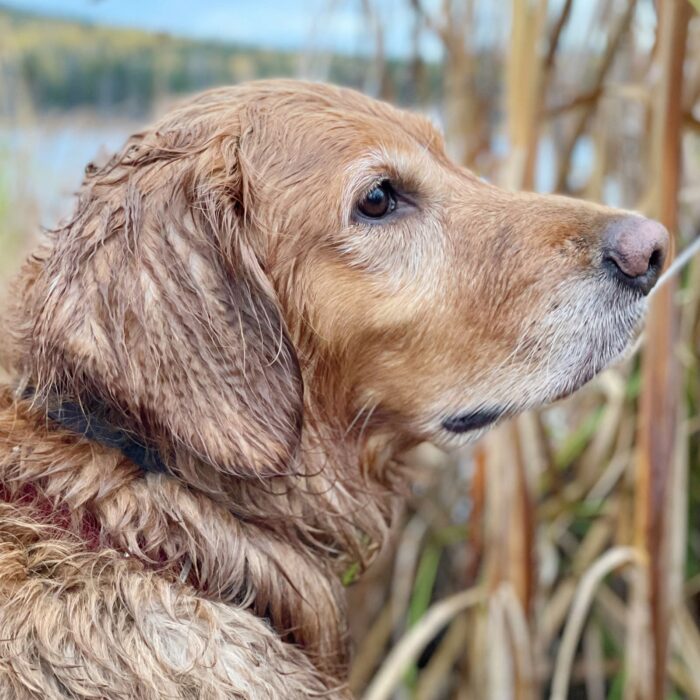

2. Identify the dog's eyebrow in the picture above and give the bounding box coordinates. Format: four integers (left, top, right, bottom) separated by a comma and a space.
344, 147, 431, 194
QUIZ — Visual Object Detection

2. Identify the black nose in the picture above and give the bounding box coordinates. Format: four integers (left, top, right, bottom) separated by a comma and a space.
602, 216, 669, 295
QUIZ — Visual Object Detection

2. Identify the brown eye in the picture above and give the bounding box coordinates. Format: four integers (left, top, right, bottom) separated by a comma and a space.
357, 181, 396, 219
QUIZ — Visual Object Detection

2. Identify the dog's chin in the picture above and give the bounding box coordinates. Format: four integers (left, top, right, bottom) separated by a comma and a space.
548, 309, 646, 403
434, 307, 646, 448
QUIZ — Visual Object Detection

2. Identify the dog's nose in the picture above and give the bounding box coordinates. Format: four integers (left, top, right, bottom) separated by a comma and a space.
602, 216, 669, 295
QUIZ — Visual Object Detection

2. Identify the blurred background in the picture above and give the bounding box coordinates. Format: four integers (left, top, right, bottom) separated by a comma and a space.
1, 0, 700, 698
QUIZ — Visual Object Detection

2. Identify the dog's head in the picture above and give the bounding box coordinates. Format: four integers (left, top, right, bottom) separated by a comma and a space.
9, 80, 667, 475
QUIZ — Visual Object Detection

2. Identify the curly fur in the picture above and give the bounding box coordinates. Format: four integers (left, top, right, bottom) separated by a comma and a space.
0, 80, 658, 698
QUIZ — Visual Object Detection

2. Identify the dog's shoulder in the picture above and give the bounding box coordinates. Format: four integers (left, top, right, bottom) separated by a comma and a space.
0, 496, 344, 699
0, 391, 348, 699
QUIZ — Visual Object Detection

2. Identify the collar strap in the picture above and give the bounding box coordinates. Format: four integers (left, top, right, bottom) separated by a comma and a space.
46, 400, 168, 474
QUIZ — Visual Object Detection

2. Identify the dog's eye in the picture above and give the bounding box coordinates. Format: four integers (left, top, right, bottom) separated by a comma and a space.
357, 181, 396, 220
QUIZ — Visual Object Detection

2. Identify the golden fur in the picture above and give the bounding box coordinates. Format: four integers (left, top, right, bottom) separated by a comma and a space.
0, 80, 657, 698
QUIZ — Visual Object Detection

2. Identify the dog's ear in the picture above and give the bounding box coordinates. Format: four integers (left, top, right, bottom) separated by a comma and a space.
10, 116, 303, 478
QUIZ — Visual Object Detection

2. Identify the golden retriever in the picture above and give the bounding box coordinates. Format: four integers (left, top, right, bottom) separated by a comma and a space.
0, 80, 667, 698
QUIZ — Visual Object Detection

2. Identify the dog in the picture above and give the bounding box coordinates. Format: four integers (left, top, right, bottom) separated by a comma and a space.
0, 80, 667, 698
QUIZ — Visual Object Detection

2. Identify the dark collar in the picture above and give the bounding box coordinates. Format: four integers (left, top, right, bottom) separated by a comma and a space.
45, 399, 167, 474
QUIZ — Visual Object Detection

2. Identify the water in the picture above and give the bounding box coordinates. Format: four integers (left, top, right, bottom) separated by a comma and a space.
0, 116, 138, 228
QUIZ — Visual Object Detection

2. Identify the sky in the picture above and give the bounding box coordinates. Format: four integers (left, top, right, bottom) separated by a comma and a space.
1, 0, 445, 58
1, 0, 656, 60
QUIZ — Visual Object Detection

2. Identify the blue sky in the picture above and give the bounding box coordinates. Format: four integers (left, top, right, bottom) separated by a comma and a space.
2, 0, 445, 58
2, 0, 656, 59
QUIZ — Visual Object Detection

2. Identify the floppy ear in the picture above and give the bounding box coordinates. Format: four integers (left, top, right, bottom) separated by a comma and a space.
10, 117, 303, 478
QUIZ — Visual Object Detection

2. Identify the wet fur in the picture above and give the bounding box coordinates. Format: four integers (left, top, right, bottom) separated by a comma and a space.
0, 80, 647, 698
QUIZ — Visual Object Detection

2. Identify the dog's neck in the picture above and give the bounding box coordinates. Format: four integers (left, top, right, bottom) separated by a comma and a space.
0, 386, 402, 678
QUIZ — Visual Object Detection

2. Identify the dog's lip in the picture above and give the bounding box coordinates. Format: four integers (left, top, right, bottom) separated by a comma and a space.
441, 408, 505, 434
